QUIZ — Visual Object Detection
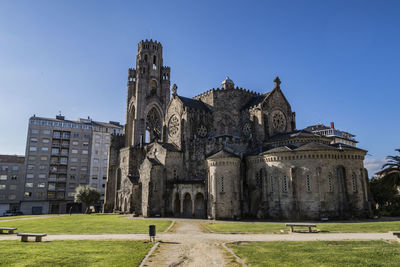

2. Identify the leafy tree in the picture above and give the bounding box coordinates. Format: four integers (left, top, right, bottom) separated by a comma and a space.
74, 185, 101, 214
370, 149, 400, 216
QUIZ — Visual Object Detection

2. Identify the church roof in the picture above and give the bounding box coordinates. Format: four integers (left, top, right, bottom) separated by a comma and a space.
242, 92, 272, 110
267, 130, 323, 141
178, 96, 211, 113
147, 157, 162, 165
207, 149, 240, 159
293, 142, 337, 151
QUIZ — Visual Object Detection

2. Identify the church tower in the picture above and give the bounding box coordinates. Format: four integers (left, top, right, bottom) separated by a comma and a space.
125, 40, 171, 146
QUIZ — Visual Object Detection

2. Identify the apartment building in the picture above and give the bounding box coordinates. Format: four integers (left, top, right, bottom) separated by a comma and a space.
21, 115, 122, 215
90, 121, 122, 210
0, 155, 25, 215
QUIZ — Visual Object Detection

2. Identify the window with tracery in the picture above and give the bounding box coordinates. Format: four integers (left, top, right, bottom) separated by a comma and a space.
146, 108, 161, 141
351, 173, 357, 192
328, 173, 334, 192
168, 115, 180, 137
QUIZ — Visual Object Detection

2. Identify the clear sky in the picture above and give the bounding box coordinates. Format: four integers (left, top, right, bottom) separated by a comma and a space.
0, 0, 399, 175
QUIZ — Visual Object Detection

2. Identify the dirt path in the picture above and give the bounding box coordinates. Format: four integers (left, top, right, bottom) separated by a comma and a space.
0, 215, 64, 222
143, 221, 230, 267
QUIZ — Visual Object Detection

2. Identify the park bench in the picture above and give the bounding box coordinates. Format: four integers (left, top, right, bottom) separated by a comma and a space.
17, 233, 47, 242
392, 231, 400, 238
285, 223, 317, 233
0, 227, 17, 234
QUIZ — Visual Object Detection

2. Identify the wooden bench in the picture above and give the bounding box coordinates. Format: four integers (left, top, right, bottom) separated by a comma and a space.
286, 223, 317, 233
392, 231, 400, 238
0, 227, 17, 234
17, 233, 47, 242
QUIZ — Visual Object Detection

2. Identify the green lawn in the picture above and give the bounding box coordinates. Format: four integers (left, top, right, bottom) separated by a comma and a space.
205, 220, 400, 233
0, 240, 152, 267
228, 241, 400, 267
0, 214, 171, 234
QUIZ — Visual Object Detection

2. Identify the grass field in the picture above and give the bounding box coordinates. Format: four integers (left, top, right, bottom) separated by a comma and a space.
228, 241, 400, 266
0, 214, 171, 234
0, 240, 152, 267
205, 220, 400, 233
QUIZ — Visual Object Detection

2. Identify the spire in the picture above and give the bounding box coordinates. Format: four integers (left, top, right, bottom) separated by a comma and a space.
274, 76, 281, 89
172, 84, 178, 97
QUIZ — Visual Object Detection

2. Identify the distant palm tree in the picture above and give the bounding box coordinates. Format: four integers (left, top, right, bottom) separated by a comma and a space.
380, 149, 400, 187
382, 148, 400, 174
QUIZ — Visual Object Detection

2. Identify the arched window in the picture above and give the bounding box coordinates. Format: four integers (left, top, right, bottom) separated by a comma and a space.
269, 175, 274, 192
150, 80, 157, 96
351, 172, 357, 192
306, 174, 311, 192
282, 175, 288, 192
328, 172, 333, 192
145, 107, 161, 142
153, 55, 157, 70
144, 54, 148, 62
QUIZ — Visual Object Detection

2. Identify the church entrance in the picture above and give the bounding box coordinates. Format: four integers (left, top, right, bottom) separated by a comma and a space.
174, 193, 180, 217
194, 193, 206, 218
183, 193, 192, 217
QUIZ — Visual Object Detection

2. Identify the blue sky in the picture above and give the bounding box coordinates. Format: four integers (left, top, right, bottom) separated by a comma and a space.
0, 0, 399, 175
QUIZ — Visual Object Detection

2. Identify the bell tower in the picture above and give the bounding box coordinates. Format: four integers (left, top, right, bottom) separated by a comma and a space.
125, 40, 171, 146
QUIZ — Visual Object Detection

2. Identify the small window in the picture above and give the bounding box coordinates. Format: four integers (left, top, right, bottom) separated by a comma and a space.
306, 175, 311, 192
0, 184, 6, 190
41, 147, 49, 152
282, 176, 288, 192
8, 194, 16, 200
42, 138, 50, 143
269, 175, 274, 192
30, 137, 38, 143
25, 183, 33, 188
37, 192, 44, 197
38, 174, 46, 179
12, 165, 19, 171
328, 173, 333, 192
43, 129, 50, 134
24, 192, 32, 197
40, 156, 48, 161
351, 173, 357, 192
221, 176, 224, 192
72, 141, 79, 146
31, 129, 39, 134
38, 183, 45, 188
0, 175, 7, 180
82, 150, 88, 155
26, 174, 34, 179
29, 146, 37, 152
9, 185, 17, 190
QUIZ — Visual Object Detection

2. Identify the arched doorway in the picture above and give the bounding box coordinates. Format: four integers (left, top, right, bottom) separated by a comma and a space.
174, 193, 180, 217
194, 193, 206, 218
183, 193, 192, 218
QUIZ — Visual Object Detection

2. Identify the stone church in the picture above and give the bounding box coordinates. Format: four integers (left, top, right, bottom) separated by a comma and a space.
103, 40, 374, 220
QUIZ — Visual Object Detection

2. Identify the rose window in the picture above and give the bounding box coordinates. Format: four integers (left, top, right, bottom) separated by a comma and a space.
168, 115, 180, 137
197, 125, 208, 137
272, 110, 286, 132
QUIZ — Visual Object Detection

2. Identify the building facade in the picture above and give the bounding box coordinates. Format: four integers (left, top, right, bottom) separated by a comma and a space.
304, 123, 358, 147
21, 115, 122, 215
89, 121, 123, 209
0, 155, 25, 215
104, 40, 374, 220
